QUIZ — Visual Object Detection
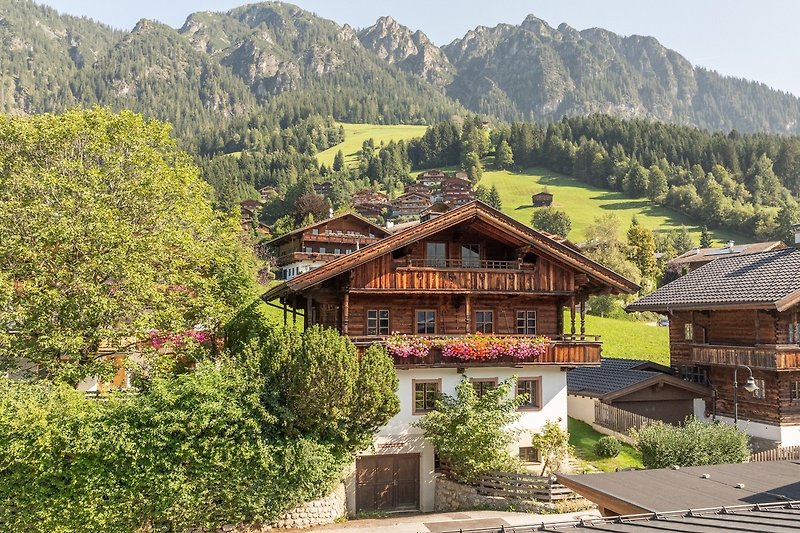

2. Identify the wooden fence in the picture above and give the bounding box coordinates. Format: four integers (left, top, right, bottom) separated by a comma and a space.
594, 402, 657, 434
750, 445, 800, 462
474, 471, 576, 502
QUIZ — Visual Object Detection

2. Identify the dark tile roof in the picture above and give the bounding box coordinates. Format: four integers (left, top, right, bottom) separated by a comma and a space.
668, 240, 784, 267
628, 247, 800, 312
567, 358, 672, 397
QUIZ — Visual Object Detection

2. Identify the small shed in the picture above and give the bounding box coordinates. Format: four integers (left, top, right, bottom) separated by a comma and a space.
532, 191, 553, 207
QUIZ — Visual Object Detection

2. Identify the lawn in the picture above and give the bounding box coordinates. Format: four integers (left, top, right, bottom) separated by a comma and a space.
568, 417, 643, 473
480, 167, 748, 246
316, 123, 428, 169
576, 313, 669, 365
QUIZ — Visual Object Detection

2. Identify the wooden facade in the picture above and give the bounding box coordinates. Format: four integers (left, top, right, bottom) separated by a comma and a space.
263, 202, 638, 369
668, 308, 800, 425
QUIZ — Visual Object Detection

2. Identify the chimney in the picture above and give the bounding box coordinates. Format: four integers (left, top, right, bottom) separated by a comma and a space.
793, 223, 800, 248
727, 240, 735, 252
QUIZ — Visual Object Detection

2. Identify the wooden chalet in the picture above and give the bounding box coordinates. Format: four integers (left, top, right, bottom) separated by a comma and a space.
440, 176, 473, 207
258, 186, 278, 201
313, 181, 334, 197
352, 189, 390, 218
417, 170, 448, 187
263, 201, 638, 367
404, 182, 432, 198
628, 228, 800, 445
532, 191, 554, 207
265, 212, 390, 280
390, 192, 432, 218
667, 240, 785, 274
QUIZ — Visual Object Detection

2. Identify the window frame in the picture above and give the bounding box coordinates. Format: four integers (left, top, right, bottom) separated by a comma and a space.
516, 310, 537, 335
412, 379, 442, 415
752, 378, 766, 400
470, 377, 498, 398
425, 241, 448, 267
684, 323, 694, 341
366, 309, 390, 336
460, 243, 481, 268
791, 380, 800, 401
415, 309, 437, 335
518, 446, 540, 463
475, 310, 494, 334
516, 377, 542, 411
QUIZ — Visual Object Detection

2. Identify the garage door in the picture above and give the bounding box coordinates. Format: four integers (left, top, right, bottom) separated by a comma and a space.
356, 454, 420, 512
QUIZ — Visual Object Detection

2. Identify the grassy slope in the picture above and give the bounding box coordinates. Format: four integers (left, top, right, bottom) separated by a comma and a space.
568, 417, 643, 472
316, 123, 428, 169
578, 313, 669, 365
480, 167, 748, 246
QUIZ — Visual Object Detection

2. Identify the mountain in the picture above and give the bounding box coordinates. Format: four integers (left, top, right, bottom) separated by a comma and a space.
4, 1, 800, 137
360, 14, 800, 133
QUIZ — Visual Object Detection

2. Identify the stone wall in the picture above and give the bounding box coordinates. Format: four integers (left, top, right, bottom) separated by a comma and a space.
204, 483, 346, 532
435, 477, 560, 514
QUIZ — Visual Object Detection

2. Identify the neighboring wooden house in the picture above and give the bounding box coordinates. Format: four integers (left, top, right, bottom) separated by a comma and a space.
419, 201, 450, 222
238, 199, 263, 215
351, 189, 389, 218
404, 182, 432, 198
532, 191, 554, 207
441, 176, 473, 207
313, 181, 334, 197
262, 201, 638, 514
667, 240, 785, 274
265, 213, 390, 280
567, 358, 710, 428
390, 192, 432, 218
417, 170, 447, 187
628, 228, 800, 445
258, 186, 278, 202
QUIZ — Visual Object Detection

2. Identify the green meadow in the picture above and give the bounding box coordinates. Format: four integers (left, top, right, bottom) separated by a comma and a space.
480, 167, 748, 245
316, 123, 428, 169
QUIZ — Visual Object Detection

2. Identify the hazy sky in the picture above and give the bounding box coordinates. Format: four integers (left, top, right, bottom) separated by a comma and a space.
41, 0, 800, 97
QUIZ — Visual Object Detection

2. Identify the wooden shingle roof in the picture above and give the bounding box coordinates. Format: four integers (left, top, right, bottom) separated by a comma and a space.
262, 201, 639, 301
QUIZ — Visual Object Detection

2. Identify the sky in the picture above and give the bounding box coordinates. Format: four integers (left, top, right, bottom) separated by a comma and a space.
41, 0, 800, 97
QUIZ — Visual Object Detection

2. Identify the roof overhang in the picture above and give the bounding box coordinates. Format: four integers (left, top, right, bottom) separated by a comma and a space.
601, 375, 712, 401
627, 300, 787, 313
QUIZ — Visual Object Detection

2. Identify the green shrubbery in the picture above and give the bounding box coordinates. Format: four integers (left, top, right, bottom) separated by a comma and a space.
633, 417, 750, 469
594, 436, 622, 458
0, 323, 400, 532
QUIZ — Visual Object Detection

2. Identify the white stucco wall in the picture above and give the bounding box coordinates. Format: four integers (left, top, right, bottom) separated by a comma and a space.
345, 366, 568, 514
695, 411, 800, 447
567, 394, 596, 425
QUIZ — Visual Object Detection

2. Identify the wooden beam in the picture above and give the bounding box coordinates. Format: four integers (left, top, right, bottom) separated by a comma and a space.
292, 295, 297, 325
306, 296, 313, 330
580, 297, 586, 338
342, 292, 349, 335
283, 299, 287, 325
465, 294, 472, 333
570, 297, 576, 336
755, 310, 761, 345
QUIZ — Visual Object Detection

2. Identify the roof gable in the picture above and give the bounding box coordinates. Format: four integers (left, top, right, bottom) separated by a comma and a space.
262, 201, 639, 301
264, 212, 390, 246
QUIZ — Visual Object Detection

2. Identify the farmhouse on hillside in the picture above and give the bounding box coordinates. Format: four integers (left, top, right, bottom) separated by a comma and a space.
532, 191, 554, 207
628, 224, 800, 446
262, 200, 638, 514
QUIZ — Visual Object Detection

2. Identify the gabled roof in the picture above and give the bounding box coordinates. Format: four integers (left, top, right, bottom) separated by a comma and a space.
264, 212, 390, 247
392, 192, 431, 202
567, 358, 709, 399
262, 201, 639, 301
629, 247, 800, 312
668, 240, 785, 267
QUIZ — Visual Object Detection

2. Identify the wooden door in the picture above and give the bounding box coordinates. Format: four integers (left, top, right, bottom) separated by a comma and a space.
355, 454, 420, 512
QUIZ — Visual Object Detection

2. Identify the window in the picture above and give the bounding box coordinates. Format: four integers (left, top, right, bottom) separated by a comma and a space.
319, 247, 326, 254
792, 381, 800, 401
312, 228, 319, 235
679, 365, 708, 385
517, 378, 541, 410
334, 248, 341, 255
684, 323, 694, 341
518, 446, 540, 463
416, 310, 436, 334
413, 380, 440, 414
425, 242, 447, 267
475, 310, 494, 334
516, 310, 537, 335
471, 378, 497, 398
305, 247, 312, 253
461, 244, 480, 268
790, 323, 800, 344
752, 378, 766, 400
367, 309, 389, 336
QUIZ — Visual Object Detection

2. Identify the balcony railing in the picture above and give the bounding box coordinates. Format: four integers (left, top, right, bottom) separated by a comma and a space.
691, 343, 800, 370
406, 259, 521, 270
352, 334, 601, 367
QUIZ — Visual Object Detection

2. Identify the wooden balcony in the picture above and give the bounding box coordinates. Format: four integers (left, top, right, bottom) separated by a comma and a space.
352, 334, 601, 368
406, 259, 520, 270
691, 343, 800, 370
276, 251, 344, 266
302, 233, 380, 245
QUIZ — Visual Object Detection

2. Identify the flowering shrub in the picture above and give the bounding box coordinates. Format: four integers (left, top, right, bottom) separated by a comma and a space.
147, 329, 212, 350
385, 333, 549, 361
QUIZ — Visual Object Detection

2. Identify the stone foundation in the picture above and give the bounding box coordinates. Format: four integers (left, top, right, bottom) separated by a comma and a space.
434, 477, 559, 514
200, 483, 346, 532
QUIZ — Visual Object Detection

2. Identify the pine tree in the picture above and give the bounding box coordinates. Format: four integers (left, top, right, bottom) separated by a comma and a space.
700, 226, 712, 248
494, 139, 514, 170
332, 150, 345, 172
488, 185, 502, 210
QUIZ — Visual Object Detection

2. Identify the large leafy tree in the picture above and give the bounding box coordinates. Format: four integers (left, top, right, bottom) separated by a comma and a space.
531, 207, 572, 239
0, 108, 255, 383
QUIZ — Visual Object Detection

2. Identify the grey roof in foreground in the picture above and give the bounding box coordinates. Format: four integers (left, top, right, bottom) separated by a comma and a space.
436, 501, 800, 532
558, 461, 800, 512
628, 247, 800, 312
566, 358, 672, 397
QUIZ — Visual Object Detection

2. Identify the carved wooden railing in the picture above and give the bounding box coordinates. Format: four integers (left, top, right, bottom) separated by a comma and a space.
406, 258, 521, 270
691, 344, 800, 370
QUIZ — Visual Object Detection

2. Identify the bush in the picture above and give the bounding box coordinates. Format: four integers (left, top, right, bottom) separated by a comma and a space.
0, 362, 342, 532
633, 417, 750, 469
594, 436, 622, 457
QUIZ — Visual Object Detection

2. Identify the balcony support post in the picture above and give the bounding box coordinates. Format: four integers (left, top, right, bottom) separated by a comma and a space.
465, 294, 472, 333
292, 296, 297, 325
570, 297, 576, 337
342, 292, 349, 335
305, 296, 313, 330
580, 297, 586, 339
